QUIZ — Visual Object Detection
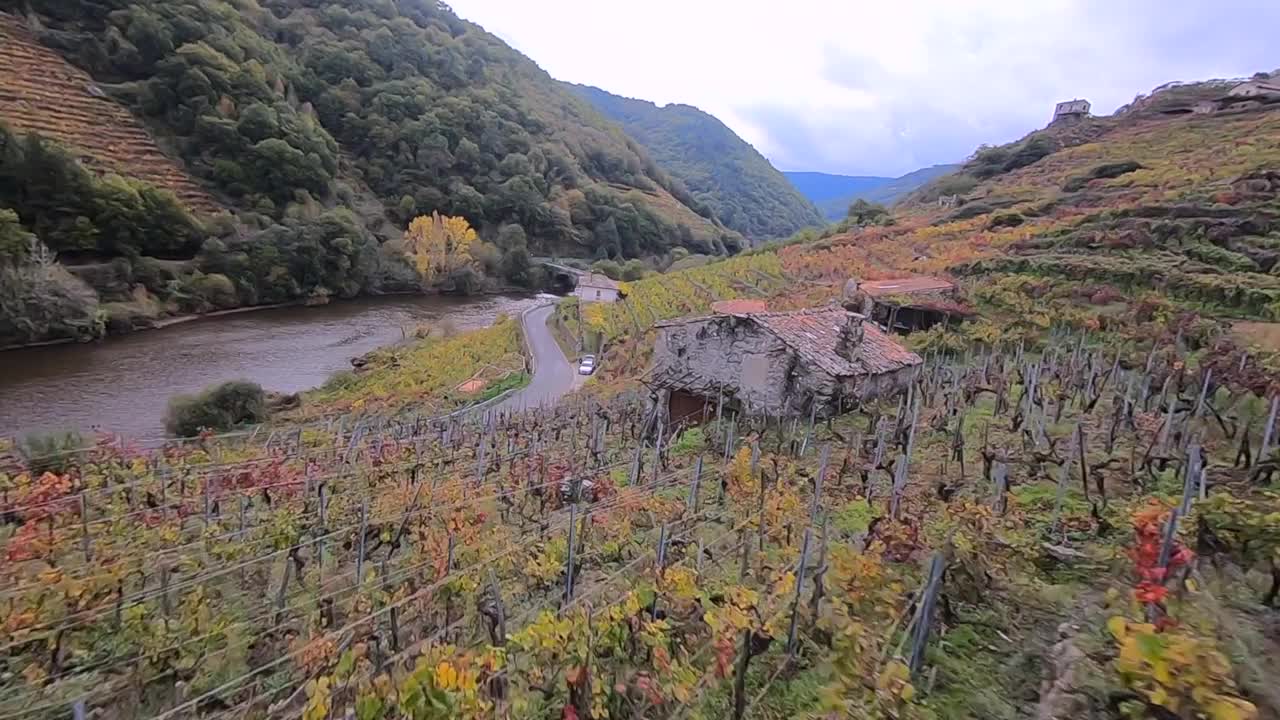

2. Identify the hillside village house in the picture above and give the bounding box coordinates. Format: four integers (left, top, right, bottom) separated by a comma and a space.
646, 305, 922, 423
572, 273, 621, 303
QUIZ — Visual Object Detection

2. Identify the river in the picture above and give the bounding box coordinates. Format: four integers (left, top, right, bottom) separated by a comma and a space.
0, 294, 538, 440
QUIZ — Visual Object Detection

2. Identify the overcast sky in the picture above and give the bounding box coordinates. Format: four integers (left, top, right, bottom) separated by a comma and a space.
448, 0, 1279, 177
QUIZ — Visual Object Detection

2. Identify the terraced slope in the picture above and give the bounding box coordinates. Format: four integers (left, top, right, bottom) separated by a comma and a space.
0, 12, 221, 215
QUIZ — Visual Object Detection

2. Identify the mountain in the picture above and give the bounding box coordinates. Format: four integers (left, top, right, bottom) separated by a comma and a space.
784, 165, 960, 220
776, 75, 1280, 334
0, 0, 742, 345
566, 84, 824, 241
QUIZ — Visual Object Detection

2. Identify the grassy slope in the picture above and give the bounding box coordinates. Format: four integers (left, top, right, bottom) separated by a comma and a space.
779, 108, 1280, 331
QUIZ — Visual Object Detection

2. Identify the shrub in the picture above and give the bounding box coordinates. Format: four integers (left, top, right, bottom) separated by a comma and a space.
948, 203, 994, 221
164, 380, 267, 437
17, 430, 86, 474
620, 259, 650, 281
921, 173, 979, 201
591, 259, 623, 280
0, 260, 104, 346
987, 212, 1026, 229
1064, 161, 1144, 192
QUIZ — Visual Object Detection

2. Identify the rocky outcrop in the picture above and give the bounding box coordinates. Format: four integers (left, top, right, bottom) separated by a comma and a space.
1037, 623, 1091, 720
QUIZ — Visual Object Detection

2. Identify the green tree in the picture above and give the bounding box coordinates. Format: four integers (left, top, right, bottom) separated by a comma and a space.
847, 199, 891, 226
0, 209, 33, 265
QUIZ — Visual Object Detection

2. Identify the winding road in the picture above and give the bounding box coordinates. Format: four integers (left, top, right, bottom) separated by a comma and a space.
491, 303, 583, 413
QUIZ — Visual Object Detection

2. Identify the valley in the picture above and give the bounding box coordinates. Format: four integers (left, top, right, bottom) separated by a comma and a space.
1, 2, 1279, 720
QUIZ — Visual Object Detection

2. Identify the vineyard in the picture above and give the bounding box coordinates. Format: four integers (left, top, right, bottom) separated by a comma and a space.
0, 12, 221, 216
3, 321, 1279, 719
5, 68, 1280, 720
294, 318, 528, 420
777, 109, 1280, 328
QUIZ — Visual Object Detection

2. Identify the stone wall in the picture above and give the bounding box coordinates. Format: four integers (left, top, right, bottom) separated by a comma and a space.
844, 364, 918, 403
654, 317, 818, 416
654, 314, 908, 418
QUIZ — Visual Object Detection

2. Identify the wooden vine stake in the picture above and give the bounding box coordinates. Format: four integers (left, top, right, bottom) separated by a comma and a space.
785, 527, 813, 658
355, 500, 368, 585
907, 551, 945, 676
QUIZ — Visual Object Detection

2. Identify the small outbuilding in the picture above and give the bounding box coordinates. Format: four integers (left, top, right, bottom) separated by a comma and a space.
646, 305, 922, 422
572, 273, 621, 303
1228, 80, 1280, 100
850, 276, 972, 333
1052, 99, 1091, 123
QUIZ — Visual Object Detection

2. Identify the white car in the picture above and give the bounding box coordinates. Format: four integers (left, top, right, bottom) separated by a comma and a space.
578, 355, 597, 375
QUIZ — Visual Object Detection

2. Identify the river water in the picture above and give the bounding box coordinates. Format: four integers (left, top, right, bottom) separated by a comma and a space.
0, 294, 537, 440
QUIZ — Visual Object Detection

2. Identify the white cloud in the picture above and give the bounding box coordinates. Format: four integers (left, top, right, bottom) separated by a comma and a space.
448, 0, 1279, 175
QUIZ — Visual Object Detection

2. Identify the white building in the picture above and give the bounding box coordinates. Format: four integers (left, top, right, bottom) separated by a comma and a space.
572, 273, 621, 303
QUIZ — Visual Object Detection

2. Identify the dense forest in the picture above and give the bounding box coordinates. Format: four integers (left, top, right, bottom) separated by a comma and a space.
568, 84, 825, 240
0, 0, 752, 345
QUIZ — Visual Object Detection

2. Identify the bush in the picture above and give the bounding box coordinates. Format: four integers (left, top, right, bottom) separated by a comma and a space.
918, 173, 979, 202
0, 260, 104, 346
591, 259, 624, 280
164, 380, 267, 437
1063, 161, 1144, 192
17, 430, 86, 474
620, 258, 650, 281
948, 203, 994, 221
987, 212, 1026, 229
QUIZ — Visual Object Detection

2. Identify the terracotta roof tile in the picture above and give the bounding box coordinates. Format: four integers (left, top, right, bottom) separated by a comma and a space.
712, 299, 768, 316
855, 324, 924, 375
860, 277, 955, 297
577, 273, 620, 290
750, 307, 858, 376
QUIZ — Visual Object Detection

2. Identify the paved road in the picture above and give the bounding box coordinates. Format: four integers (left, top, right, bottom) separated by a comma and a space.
491, 303, 582, 413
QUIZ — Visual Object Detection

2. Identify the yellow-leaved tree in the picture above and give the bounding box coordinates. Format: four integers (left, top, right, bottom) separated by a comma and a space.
403, 212, 477, 284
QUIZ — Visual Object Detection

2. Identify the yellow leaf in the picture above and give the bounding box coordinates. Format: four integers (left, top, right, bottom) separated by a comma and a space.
1208, 697, 1258, 720
435, 660, 458, 690
1107, 616, 1127, 641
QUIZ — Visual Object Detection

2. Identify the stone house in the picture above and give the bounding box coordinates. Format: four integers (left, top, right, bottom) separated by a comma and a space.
1052, 99, 1091, 123
1228, 80, 1280, 100
572, 273, 621, 303
848, 276, 973, 333
646, 306, 922, 422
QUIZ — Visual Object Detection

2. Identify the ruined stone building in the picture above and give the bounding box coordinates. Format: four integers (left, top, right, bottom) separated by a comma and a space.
646, 306, 922, 423
1228, 80, 1280, 100
849, 277, 973, 333
1052, 99, 1091, 123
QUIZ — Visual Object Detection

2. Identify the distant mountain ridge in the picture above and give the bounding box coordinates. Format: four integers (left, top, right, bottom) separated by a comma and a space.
567, 84, 825, 241
784, 165, 960, 220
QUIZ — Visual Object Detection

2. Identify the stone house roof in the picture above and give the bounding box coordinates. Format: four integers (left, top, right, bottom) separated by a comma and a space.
656, 306, 922, 379
860, 277, 956, 298
711, 299, 768, 316
576, 273, 620, 291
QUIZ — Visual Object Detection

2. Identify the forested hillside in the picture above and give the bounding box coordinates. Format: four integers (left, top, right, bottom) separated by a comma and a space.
0, 0, 744, 346
568, 84, 824, 240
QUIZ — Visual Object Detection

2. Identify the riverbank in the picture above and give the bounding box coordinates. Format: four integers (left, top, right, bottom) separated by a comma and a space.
0, 294, 539, 438
0, 287, 533, 352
